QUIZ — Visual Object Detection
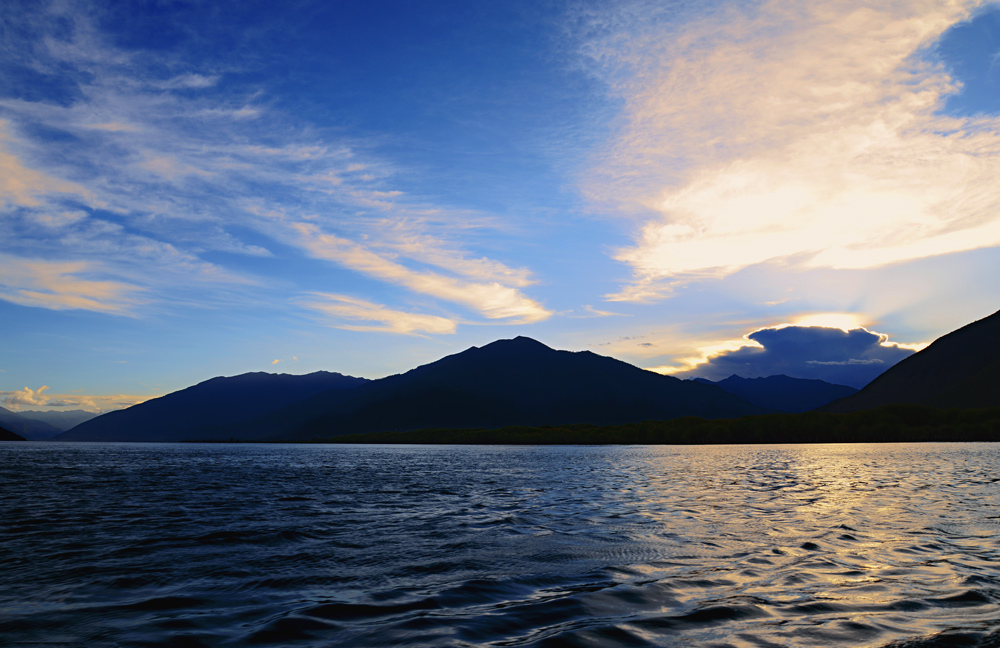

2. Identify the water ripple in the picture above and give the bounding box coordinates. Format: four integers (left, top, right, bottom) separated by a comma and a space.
2, 442, 999, 647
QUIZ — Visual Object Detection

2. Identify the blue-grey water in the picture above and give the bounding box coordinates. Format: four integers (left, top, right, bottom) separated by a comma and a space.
2, 442, 999, 647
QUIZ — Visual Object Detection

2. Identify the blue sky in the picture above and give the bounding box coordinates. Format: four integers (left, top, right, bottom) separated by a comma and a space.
2, 0, 1000, 411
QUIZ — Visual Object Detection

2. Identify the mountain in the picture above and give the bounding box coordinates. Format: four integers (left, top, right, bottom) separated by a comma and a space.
0, 406, 64, 440
18, 409, 98, 431
217, 337, 768, 442
55, 371, 370, 442
0, 425, 26, 441
823, 308, 1000, 413
694, 375, 858, 413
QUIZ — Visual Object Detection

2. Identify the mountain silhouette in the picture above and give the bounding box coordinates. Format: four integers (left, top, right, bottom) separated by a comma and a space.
0, 424, 26, 441
695, 375, 858, 413
218, 336, 768, 441
823, 308, 1000, 413
0, 406, 64, 440
55, 371, 369, 442
18, 409, 97, 432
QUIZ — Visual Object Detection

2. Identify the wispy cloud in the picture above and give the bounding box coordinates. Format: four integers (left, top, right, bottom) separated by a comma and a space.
0, 2, 550, 330
157, 74, 220, 90
300, 293, 457, 335
576, 304, 630, 318
579, 0, 1000, 301
291, 223, 551, 324
0, 120, 96, 209
0, 254, 143, 314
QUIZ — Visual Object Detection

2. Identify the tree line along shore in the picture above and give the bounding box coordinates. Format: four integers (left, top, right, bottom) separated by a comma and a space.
310, 405, 1000, 445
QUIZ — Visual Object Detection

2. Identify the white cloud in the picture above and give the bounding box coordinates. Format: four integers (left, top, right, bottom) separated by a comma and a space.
300, 293, 457, 335
0, 387, 153, 413
576, 304, 630, 318
373, 219, 536, 288
138, 153, 215, 181
580, 0, 1000, 300
0, 120, 97, 209
158, 74, 220, 90
0, 254, 144, 314
196, 106, 262, 121
292, 223, 551, 324
1, 386, 51, 409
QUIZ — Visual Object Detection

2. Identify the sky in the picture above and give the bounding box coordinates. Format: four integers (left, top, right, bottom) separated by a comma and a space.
2, 0, 1000, 411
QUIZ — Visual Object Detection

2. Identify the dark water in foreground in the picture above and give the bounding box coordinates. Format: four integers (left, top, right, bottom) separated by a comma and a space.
2, 443, 999, 647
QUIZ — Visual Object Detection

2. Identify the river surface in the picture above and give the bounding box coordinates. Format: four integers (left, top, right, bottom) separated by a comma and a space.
2, 442, 999, 647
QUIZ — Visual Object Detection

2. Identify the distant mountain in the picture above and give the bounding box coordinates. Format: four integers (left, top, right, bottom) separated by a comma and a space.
18, 409, 98, 432
694, 375, 858, 413
219, 337, 768, 442
823, 308, 1000, 413
0, 424, 26, 441
0, 406, 64, 440
55, 371, 370, 442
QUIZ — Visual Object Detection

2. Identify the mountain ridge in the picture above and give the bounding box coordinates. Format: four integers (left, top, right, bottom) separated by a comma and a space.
17, 409, 98, 432
210, 336, 768, 441
61, 337, 768, 442
694, 375, 858, 413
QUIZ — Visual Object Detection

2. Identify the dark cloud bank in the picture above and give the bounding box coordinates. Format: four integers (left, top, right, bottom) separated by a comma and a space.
680, 326, 915, 389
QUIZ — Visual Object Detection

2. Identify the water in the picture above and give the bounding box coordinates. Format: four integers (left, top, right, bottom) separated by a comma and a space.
2, 442, 999, 647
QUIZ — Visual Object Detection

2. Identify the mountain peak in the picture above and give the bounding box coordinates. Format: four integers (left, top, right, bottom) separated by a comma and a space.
469, 336, 555, 358
495, 336, 549, 347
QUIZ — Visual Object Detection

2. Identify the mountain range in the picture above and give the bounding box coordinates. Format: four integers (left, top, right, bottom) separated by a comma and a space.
18, 409, 97, 431
0, 406, 65, 440
56, 337, 769, 442
37, 308, 1000, 443
695, 375, 858, 413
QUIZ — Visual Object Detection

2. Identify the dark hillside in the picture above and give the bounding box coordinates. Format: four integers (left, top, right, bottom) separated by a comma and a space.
823, 309, 1000, 413
0, 425, 26, 441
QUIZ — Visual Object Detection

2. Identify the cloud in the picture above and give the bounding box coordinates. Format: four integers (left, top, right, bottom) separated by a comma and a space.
1, 386, 51, 408
292, 223, 551, 324
0, 4, 550, 329
300, 293, 457, 335
157, 74, 220, 90
580, 1, 1000, 300
670, 325, 915, 388
576, 304, 630, 318
372, 219, 537, 288
138, 154, 215, 181
0, 120, 96, 209
0, 254, 144, 314
0, 385, 150, 413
